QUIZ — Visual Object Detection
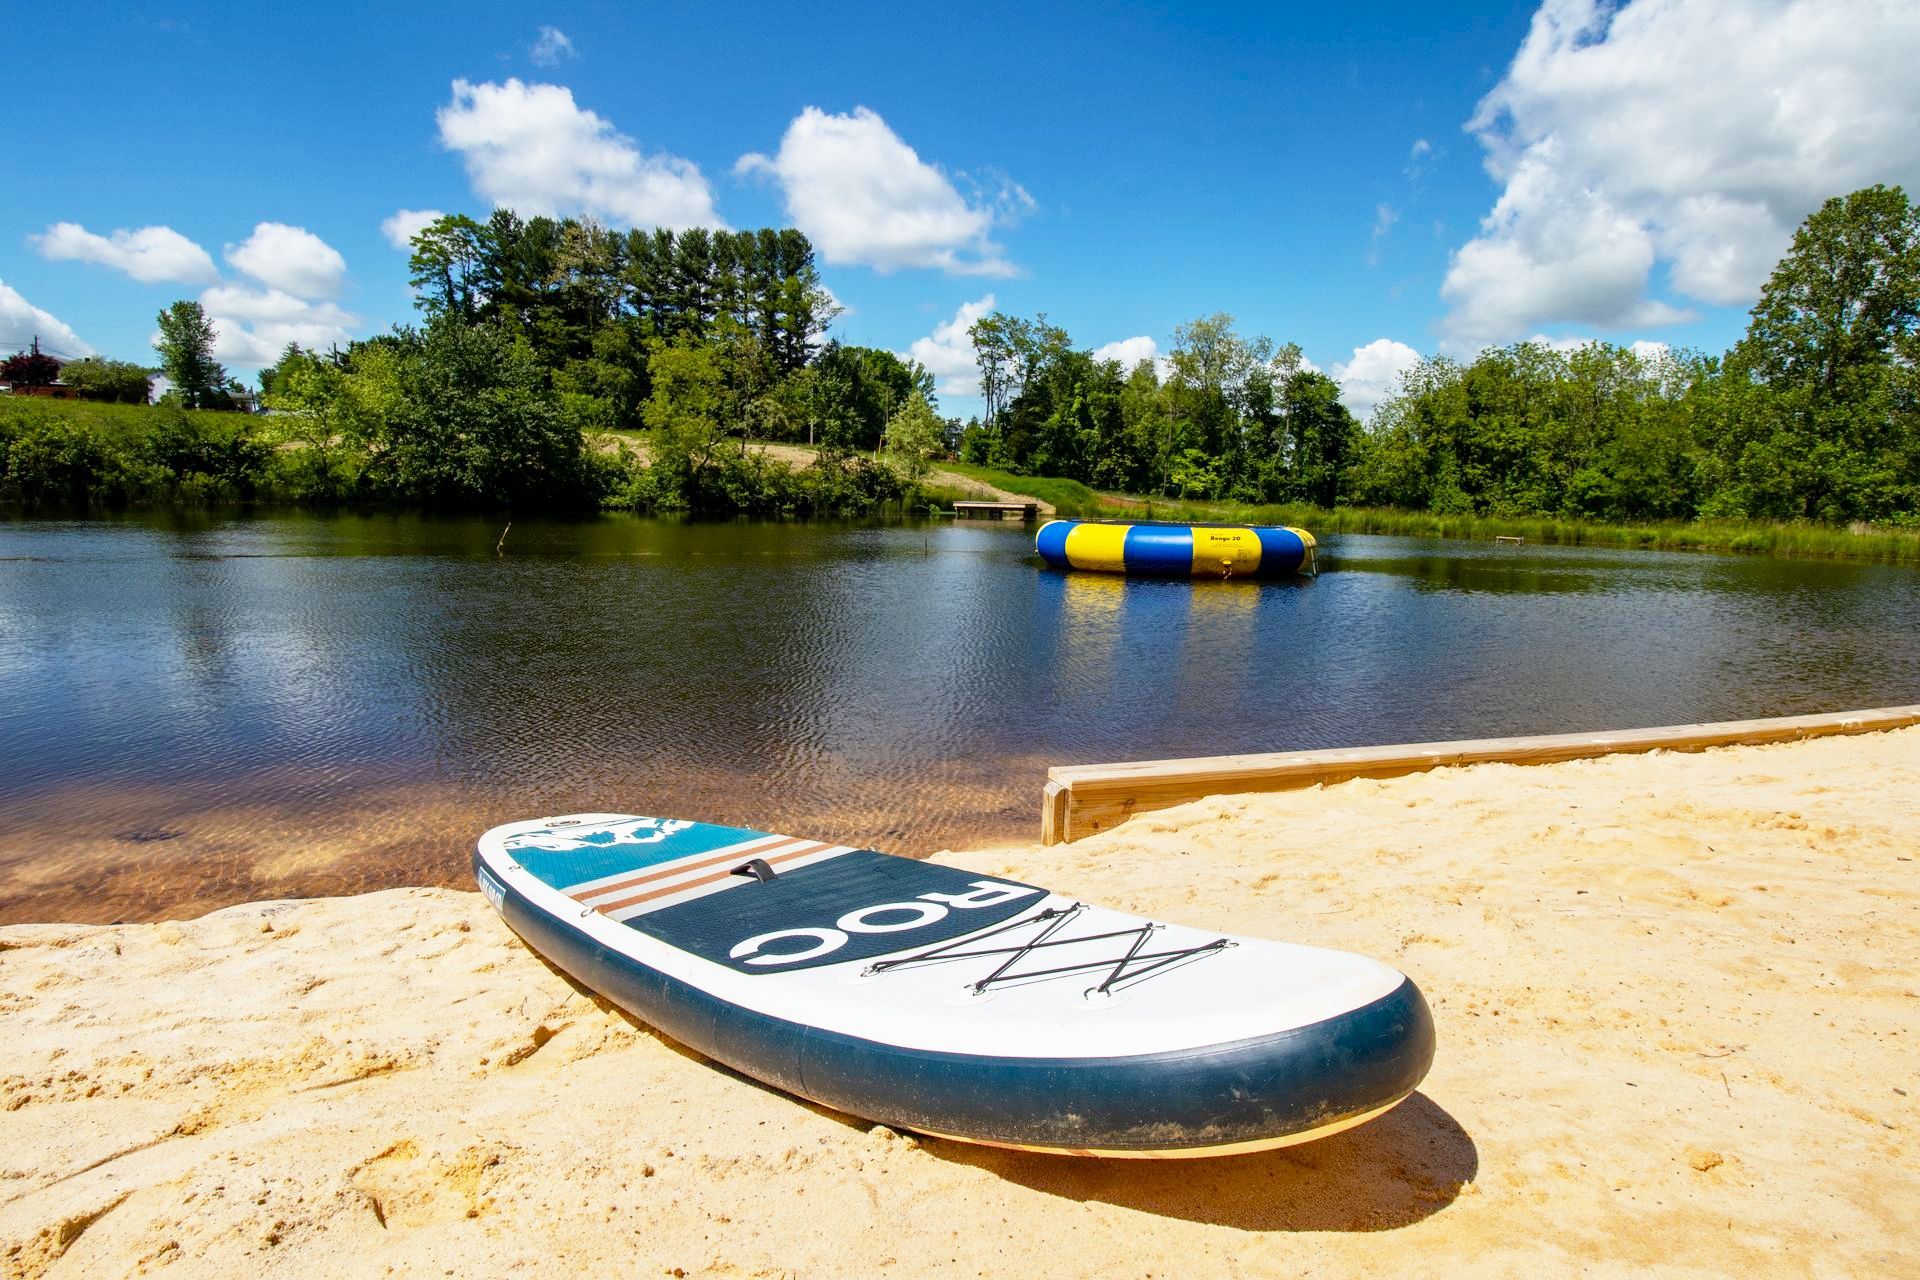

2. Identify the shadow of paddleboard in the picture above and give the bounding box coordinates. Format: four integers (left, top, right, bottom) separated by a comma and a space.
914, 1091, 1477, 1232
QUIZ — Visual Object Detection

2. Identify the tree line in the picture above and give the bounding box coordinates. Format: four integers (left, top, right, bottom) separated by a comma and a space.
959, 185, 1918, 525
248, 211, 949, 511
1349, 185, 1918, 524
1, 339, 154, 405
4, 184, 1914, 525
959, 313, 1359, 506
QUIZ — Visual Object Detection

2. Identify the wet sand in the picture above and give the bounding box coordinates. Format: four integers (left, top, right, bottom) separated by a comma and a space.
0, 759, 1048, 928
2, 728, 1916, 1277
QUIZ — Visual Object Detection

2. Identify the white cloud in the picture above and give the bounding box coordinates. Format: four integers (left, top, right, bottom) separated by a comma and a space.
197, 284, 358, 367
1091, 335, 1160, 369
381, 208, 445, 250
1442, 151, 1696, 350
224, 222, 347, 298
1332, 338, 1423, 421
529, 26, 575, 67
437, 78, 723, 230
738, 107, 1028, 276
1524, 333, 1677, 364
31, 222, 219, 286
1405, 138, 1434, 182
0, 279, 94, 358
1520, 333, 1597, 353
1442, 0, 1920, 350
904, 295, 994, 399
1368, 202, 1399, 265
1524, 332, 1601, 353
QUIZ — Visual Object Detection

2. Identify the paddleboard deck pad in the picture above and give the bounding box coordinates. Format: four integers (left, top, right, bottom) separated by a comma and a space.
475, 813, 1435, 1158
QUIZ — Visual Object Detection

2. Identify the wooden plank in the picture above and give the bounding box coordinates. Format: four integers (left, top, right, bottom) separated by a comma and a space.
1040, 780, 1069, 846
952, 501, 1038, 520
1040, 704, 1920, 845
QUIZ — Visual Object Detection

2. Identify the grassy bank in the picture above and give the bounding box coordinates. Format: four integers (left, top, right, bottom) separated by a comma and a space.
11, 398, 1913, 561
938, 463, 1105, 516
0, 394, 245, 439
1159, 502, 1920, 563
0, 399, 936, 519
943, 465, 1920, 565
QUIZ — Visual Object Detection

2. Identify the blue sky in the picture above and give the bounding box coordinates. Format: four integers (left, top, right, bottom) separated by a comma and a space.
5, 1, 1918, 418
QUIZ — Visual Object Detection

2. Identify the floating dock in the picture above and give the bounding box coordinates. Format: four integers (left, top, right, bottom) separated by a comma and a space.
953, 501, 1039, 520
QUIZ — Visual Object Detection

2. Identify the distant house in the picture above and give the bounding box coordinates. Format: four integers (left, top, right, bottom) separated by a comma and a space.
147, 375, 260, 413
0, 381, 79, 399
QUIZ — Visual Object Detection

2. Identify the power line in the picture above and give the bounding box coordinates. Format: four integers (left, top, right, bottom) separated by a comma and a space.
0, 334, 94, 363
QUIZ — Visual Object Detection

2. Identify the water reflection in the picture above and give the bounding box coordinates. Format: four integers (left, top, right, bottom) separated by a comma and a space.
1342, 553, 1607, 596
2, 512, 1917, 923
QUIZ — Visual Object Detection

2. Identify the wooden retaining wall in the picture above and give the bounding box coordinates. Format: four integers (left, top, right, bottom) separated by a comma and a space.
1039, 704, 1920, 845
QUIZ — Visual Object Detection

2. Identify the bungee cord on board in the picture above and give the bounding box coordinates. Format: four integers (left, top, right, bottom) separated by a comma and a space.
863, 902, 1234, 997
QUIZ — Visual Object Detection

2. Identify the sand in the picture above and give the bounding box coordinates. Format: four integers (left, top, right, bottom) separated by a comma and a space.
3, 728, 1916, 1278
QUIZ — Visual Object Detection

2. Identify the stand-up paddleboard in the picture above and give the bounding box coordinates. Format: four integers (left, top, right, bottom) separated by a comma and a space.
475, 813, 1434, 1158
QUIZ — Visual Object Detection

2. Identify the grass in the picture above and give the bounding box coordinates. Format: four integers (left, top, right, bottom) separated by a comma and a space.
949, 467, 1920, 565
0, 394, 243, 440
12, 402, 1913, 563
937, 463, 1105, 516
913, 482, 973, 512
1169, 503, 1920, 563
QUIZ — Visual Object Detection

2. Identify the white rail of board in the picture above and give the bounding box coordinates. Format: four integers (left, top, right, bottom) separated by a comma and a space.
1039, 703, 1920, 846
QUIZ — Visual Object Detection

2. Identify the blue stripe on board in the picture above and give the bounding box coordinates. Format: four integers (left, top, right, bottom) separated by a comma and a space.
634, 851, 1044, 973
502, 818, 775, 892
1123, 524, 1194, 575
1034, 519, 1074, 568
1253, 526, 1308, 576
480, 852, 1436, 1152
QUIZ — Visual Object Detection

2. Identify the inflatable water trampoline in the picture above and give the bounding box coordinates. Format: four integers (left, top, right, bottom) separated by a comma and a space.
1036, 519, 1317, 578
476, 813, 1434, 1158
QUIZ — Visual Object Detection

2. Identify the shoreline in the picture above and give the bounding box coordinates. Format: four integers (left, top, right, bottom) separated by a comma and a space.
1042, 703, 1920, 843
3, 728, 1916, 1275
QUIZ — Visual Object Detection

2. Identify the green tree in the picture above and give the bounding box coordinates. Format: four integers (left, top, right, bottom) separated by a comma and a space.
1709, 184, 1920, 519
407, 214, 490, 321
140, 404, 273, 500
968, 312, 1031, 448
1103, 358, 1169, 492
1740, 185, 1919, 396
1163, 314, 1275, 497
881, 390, 945, 484
1274, 370, 1360, 506
51, 356, 153, 404
260, 345, 357, 498
152, 301, 227, 409
810, 342, 934, 454
643, 338, 731, 502
1, 339, 62, 387
356, 318, 592, 509
1169, 447, 1220, 498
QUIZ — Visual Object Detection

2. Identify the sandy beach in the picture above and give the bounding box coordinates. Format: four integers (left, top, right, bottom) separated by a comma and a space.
3, 728, 1916, 1278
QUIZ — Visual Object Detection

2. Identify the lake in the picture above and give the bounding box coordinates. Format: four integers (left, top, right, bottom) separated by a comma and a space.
4, 510, 1917, 924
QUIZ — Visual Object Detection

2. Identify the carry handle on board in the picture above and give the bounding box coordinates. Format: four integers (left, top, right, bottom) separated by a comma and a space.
731, 858, 778, 883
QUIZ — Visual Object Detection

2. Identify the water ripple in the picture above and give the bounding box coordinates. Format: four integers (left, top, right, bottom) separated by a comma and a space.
3, 511, 1917, 922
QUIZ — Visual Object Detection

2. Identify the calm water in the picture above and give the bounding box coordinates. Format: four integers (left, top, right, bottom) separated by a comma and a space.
4, 510, 1918, 924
